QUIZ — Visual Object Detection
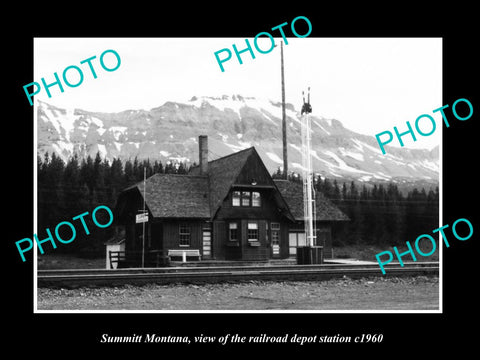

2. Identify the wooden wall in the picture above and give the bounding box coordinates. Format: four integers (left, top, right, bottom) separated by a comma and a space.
288, 221, 333, 259
162, 220, 203, 252
213, 220, 226, 260
212, 218, 290, 260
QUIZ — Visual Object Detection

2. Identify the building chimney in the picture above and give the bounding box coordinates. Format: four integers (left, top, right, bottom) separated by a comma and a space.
199, 135, 208, 175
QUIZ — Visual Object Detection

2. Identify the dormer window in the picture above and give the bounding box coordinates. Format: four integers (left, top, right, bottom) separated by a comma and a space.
241, 191, 250, 206
232, 190, 262, 207
252, 191, 261, 207
232, 191, 241, 206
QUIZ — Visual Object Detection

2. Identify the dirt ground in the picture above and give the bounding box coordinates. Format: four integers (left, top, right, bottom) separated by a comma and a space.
37, 275, 439, 311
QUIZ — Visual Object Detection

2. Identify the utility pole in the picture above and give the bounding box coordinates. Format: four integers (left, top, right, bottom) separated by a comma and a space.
281, 41, 288, 179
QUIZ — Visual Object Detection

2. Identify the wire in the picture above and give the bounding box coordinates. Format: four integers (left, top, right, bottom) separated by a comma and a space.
207, 150, 223, 161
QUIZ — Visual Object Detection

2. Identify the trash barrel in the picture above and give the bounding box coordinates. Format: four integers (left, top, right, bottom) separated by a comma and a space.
311, 246, 323, 264
296, 246, 323, 264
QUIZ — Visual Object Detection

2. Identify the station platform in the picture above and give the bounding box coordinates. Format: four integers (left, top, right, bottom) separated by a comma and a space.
324, 258, 378, 265
169, 257, 377, 267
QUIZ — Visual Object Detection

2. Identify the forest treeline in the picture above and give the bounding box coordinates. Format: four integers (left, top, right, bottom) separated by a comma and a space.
37, 151, 190, 255
273, 169, 439, 247
38, 152, 439, 255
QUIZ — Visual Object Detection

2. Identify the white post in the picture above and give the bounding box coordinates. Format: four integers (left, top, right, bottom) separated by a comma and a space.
301, 87, 316, 248
182, 251, 187, 263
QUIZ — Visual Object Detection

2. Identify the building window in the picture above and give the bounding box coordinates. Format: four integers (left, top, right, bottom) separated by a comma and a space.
271, 222, 280, 245
232, 190, 261, 207
247, 222, 258, 242
252, 191, 261, 207
232, 191, 241, 206
229, 222, 238, 241
179, 225, 190, 247
241, 191, 250, 206
289, 232, 306, 255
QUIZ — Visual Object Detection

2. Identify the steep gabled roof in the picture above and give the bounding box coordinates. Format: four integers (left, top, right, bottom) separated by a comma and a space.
120, 173, 210, 219
273, 180, 350, 222
190, 147, 295, 221
208, 147, 256, 214
116, 147, 347, 223
190, 147, 257, 217
117, 147, 271, 221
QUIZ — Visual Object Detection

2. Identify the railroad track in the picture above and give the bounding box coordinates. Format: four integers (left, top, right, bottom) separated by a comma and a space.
37, 262, 439, 288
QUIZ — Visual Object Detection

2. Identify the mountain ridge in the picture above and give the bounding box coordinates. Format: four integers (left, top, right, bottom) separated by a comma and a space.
36, 95, 439, 187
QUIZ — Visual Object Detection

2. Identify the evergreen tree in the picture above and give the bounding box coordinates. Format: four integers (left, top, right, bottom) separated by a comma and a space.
132, 156, 139, 180
80, 155, 95, 194
288, 172, 302, 183
332, 180, 341, 201
124, 158, 135, 184
93, 152, 106, 202
189, 161, 197, 173
383, 182, 405, 244
108, 157, 125, 202
360, 184, 369, 201
164, 161, 175, 174
341, 182, 348, 201
272, 167, 283, 179
63, 154, 82, 213
322, 178, 333, 198
46, 152, 65, 187
349, 181, 358, 201
37, 154, 49, 231
177, 162, 187, 174
405, 187, 429, 239
153, 160, 164, 174
143, 159, 153, 177
43, 152, 65, 226
371, 184, 379, 201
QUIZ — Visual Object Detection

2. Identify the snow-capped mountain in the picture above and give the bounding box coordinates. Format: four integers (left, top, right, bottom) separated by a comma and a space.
37, 95, 439, 186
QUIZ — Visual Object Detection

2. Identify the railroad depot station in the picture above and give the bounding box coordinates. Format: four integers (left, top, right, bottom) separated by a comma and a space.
111, 135, 349, 268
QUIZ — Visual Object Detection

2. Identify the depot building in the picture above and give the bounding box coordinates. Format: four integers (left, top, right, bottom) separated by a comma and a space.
113, 136, 348, 265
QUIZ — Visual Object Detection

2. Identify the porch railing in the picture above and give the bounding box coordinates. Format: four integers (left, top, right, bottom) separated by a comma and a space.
108, 250, 170, 269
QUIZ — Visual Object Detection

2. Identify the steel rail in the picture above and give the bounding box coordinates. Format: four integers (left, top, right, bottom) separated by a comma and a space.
37, 262, 439, 287
37, 261, 438, 276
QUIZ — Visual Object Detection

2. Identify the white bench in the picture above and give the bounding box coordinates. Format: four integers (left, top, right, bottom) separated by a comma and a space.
168, 249, 201, 262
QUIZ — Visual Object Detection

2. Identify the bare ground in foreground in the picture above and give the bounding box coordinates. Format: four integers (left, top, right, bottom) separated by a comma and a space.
37, 276, 439, 311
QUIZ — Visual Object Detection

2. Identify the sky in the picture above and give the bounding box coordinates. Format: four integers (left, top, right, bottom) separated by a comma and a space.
34, 37, 442, 150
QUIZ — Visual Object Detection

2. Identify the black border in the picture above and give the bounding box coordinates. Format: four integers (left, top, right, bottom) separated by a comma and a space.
6, 5, 479, 355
